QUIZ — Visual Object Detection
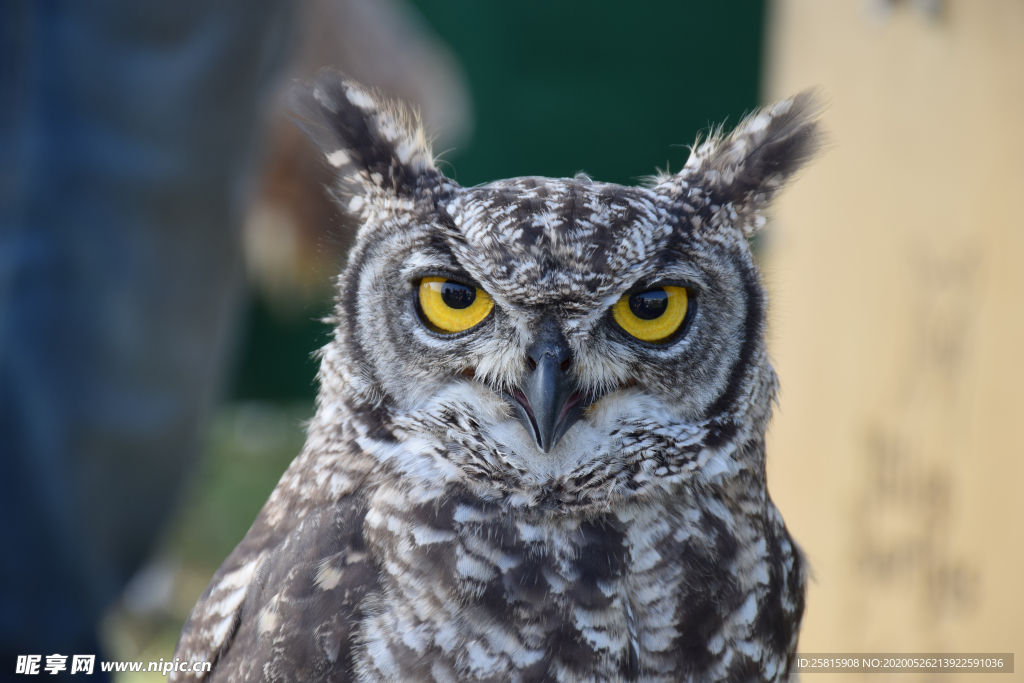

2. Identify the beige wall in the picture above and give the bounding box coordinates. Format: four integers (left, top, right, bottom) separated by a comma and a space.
762, 0, 1024, 676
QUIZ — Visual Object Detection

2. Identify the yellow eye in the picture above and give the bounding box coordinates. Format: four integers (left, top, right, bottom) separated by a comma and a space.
611, 285, 689, 343
418, 277, 494, 333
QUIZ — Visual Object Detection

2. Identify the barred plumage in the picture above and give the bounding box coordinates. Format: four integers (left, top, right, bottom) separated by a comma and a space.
172, 72, 820, 683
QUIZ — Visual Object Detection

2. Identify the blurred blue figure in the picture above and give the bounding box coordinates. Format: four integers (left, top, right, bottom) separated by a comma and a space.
0, 0, 293, 677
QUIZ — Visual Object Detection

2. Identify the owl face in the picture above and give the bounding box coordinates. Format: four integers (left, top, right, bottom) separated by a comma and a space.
297, 74, 818, 503
352, 177, 754, 442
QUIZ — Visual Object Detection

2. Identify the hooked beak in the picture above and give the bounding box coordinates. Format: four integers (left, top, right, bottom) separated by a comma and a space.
509, 319, 587, 453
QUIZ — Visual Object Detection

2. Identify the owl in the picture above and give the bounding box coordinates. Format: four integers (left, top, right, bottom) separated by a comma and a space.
171, 72, 820, 683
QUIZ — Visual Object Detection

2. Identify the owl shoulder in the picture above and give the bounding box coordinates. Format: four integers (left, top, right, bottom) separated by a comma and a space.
171, 443, 378, 682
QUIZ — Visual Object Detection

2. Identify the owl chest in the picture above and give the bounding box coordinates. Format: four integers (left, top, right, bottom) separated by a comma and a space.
357, 486, 777, 682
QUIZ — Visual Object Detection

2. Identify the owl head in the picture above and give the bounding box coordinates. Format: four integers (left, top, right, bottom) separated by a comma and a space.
295, 72, 820, 506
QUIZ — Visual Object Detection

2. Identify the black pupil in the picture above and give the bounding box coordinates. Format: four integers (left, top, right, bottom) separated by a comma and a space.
440, 281, 476, 309
628, 289, 669, 320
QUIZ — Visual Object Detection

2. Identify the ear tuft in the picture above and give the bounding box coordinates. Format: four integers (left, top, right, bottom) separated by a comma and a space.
657, 90, 823, 237
291, 70, 448, 206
